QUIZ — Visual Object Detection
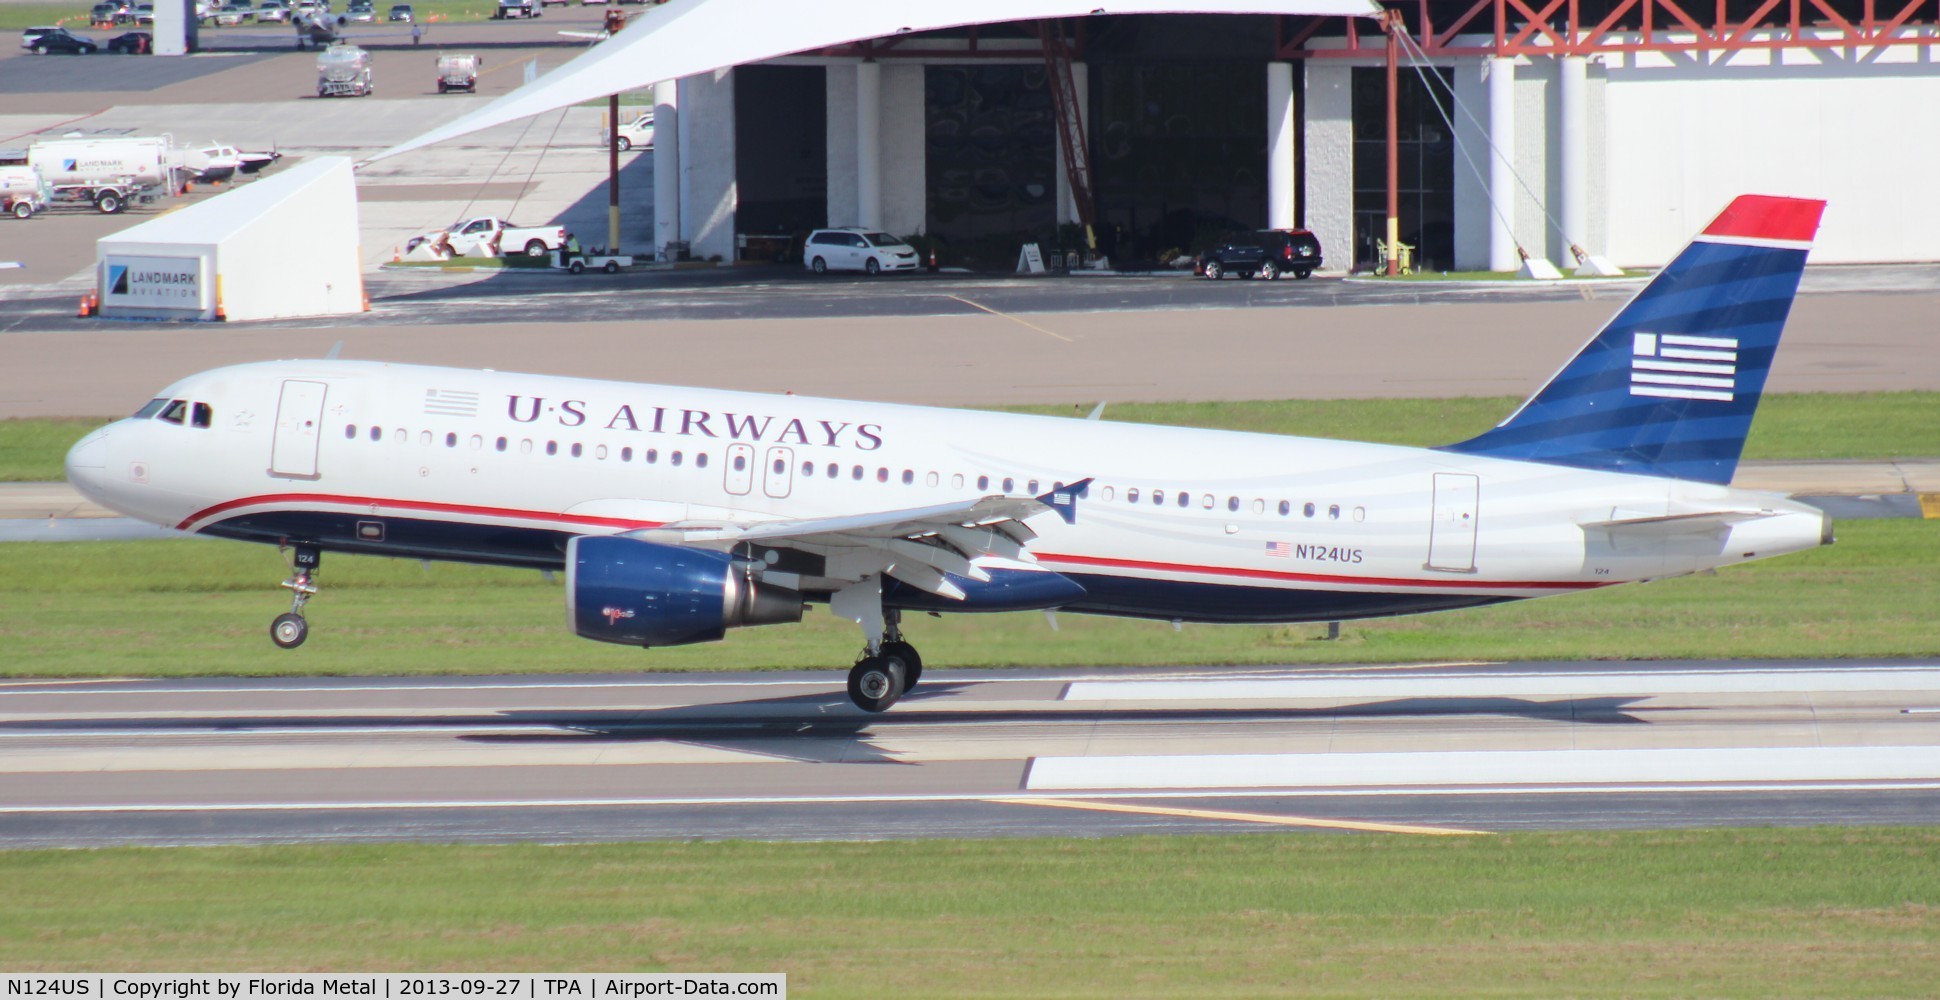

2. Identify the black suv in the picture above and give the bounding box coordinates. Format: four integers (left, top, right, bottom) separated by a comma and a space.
1196, 229, 1323, 280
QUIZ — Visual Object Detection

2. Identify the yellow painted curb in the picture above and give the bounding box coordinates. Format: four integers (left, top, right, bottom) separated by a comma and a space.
1918, 493, 1940, 519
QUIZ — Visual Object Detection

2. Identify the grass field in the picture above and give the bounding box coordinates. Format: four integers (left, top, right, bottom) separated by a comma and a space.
1, 515, 1934, 676
4, 830, 1939, 995
6, 391, 1939, 482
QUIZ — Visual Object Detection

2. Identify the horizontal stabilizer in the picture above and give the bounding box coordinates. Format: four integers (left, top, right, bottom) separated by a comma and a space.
1580, 509, 1780, 537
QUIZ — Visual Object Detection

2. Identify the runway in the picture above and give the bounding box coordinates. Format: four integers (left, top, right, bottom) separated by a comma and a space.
3, 660, 1937, 847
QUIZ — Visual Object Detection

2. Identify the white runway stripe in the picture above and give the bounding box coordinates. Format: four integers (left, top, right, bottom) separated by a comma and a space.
1061, 668, 1940, 701
1026, 746, 1940, 791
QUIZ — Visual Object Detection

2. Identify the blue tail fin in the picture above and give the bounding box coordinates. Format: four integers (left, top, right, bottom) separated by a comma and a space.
1441, 195, 1825, 485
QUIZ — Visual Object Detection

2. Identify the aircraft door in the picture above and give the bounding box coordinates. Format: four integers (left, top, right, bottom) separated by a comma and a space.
762, 446, 794, 498
269, 379, 328, 480
724, 443, 755, 495
1426, 472, 1479, 572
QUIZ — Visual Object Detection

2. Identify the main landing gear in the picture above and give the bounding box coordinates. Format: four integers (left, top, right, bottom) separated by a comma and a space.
846, 608, 924, 713
270, 546, 320, 649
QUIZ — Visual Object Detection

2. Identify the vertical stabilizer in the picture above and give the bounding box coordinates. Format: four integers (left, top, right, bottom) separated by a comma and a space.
1441, 195, 1825, 484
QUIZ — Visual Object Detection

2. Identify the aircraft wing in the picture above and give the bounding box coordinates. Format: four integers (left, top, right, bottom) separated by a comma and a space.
625, 479, 1091, 600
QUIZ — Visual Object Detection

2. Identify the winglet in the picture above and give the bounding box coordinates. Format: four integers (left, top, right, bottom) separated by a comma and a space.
1036, 478, 1092, 525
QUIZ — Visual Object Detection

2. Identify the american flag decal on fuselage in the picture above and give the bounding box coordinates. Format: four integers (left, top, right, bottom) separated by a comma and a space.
424, 388, 481, 418
1631, 333, 1737, 402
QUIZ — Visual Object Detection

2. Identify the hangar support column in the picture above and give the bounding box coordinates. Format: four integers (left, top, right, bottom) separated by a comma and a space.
855, 60, 883, 232
677, 69, 737, 264
1486, 56, 1518, 272
653, 79, 681, 260
154, 0, 196, 56
1266, 61, 1296, 230
1301, 61, 1351, 273
1558, 54, 1589, 259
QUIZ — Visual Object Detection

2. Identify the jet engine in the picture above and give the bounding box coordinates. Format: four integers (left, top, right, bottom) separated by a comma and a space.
567, 535, 803, 647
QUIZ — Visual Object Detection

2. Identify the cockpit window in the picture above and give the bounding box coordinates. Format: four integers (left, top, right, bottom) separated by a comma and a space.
134, 398, 169, 419
157, 399, 188, 425
191, 402, 213, 429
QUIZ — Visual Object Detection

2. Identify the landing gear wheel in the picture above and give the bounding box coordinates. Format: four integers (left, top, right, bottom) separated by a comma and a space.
847, 655, 905, 713
878, 640, 922, 692
270, 613, 308, 649
1203, 259, 1223, 280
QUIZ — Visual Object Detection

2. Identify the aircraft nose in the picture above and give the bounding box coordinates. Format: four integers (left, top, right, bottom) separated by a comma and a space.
64, 426, 112, 502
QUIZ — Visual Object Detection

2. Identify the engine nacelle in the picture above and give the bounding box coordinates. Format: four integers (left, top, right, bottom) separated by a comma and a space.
567, 535, 803, 647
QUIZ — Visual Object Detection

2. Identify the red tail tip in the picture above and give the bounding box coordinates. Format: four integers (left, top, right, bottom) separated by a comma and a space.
1703, 195, 1826, 243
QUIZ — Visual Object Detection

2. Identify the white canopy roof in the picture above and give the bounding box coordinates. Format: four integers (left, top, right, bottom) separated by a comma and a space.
372, 0, 1381, 161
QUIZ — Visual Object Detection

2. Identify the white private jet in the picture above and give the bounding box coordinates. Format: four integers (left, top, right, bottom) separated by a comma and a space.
66, 195, 1832, 712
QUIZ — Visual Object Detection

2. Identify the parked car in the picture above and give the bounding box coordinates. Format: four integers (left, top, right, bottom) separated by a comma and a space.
105, 30, 152, 52
132, 3, 154, 23
20, 26, 62, 48
89, 3, 122, 26
803, 228, 919, 275
492, 0, 536, 17
1195, 228, 1324, 280
29, 27, 98, 53
386, 2, 413, 19
607, 112, 652, 151
345, 1, 374, 20
212, 3, 255, 25
256, 0, 290, 22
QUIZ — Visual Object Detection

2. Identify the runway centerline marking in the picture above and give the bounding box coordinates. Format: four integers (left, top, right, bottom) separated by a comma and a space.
943, 294, 1074, 342
988, 797, 1489, 836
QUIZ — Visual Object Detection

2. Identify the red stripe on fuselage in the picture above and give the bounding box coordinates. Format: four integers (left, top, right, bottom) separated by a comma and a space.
1036, 552, 1607, 592
1701, 195, 1825, 243
177, 494, 664, 532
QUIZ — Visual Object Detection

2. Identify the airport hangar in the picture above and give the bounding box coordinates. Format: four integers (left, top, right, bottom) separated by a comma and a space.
175, 0, 1940, 273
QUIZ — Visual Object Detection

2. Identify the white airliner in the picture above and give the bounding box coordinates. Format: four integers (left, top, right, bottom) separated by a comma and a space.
65, 195, 1831, 712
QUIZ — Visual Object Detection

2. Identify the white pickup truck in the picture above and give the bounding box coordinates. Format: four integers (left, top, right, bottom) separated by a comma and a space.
443, 217, 571, 257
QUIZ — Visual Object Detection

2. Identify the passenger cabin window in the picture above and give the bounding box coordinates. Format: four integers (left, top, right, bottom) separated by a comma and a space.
901, 470, 913, 485
343, 424, 356, 439
1177, 492, 1190, 508
646, 448, 658, 463
1152, 490, 1165, 506
497, 437, 509, 452
446, 433, 458, 448
1278, 500, 1291, 516
1126, 488, 1139, 503
671, 451, 683, 466
1304, 502, 1316, 518
367, 426, 381, 442
1329, 504, 1341, 520
134, 398, 169, 419
1003, 478, 1015, 493
977, 476, 990, 491
192, 403, 213, 429
696, 453, 709, 469
570, 443, 583, 458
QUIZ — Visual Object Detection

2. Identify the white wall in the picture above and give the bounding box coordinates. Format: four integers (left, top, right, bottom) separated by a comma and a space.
1603, 36, 1940, 265
678, 69, 737, 262
222, 159, 363, 321
1302, 60, 1353, 273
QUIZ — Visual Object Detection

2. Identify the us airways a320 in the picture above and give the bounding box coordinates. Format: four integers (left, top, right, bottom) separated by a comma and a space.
66, 195, 1831, 712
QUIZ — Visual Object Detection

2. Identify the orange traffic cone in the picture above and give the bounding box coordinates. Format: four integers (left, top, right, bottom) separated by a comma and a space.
76, 293, 93, 317
927, 248, 938, 273
391, 244, 400, 262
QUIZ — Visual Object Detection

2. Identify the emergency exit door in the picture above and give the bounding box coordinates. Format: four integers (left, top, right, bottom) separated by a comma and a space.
270, 380, 327, 480
1426, 472, 1479, 572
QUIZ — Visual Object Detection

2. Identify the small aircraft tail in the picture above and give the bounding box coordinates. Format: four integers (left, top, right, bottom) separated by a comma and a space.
1442, 194, 1826, 485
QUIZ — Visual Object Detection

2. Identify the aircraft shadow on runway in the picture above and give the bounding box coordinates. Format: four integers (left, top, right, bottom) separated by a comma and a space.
7, 688, 1666, 767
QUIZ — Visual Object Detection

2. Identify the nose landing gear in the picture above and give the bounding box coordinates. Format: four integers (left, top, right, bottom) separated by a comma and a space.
270, 546, 320, 649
